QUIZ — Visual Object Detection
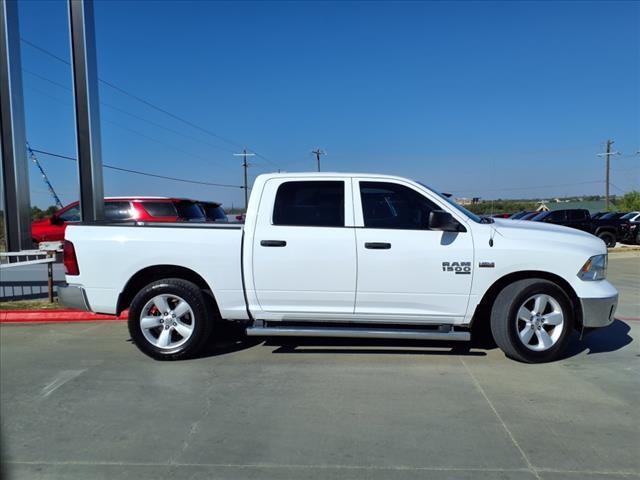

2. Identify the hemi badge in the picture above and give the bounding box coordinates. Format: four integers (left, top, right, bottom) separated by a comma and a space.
479, 262, 495, 268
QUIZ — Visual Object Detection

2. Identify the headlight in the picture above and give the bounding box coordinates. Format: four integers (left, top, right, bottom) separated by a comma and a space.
577, 254, 607, 281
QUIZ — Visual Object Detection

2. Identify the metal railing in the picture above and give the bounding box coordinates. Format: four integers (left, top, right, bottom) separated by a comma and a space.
1, 244, 62, 302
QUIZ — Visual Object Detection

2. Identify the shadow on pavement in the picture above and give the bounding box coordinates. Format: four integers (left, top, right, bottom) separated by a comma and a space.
563, 319, 634, 359
185, 317, 632, 360
266, 337, 487, 357
198, 321, 261, 358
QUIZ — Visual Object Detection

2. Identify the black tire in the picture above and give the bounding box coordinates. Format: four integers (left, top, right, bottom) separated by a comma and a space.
490, 279, 574, 363
128, 278, 215, 360
597, 231, 616, 248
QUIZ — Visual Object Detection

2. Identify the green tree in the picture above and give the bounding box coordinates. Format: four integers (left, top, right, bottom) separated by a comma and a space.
466, 200, 538, 215
44, 205, 59, 216
31, 206, 44, 220
614, 191, 640, 211
30, 205, 59, 220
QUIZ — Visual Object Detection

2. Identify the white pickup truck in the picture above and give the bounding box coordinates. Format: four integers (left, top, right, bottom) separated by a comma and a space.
59, 173, 618, 363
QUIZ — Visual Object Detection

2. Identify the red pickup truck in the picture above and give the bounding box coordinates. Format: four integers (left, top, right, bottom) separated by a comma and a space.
31, 197, 206, 243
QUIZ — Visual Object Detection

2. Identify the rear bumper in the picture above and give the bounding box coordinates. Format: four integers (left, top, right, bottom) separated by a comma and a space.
58, 284, 91, 312
580, 294, 618, 328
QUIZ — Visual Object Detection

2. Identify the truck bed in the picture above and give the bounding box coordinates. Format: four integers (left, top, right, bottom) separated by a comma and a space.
65, 222, 248, 318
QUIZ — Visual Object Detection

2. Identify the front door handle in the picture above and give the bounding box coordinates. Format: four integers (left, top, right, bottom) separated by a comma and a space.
260, 240, 287, 247
365, 242, 391, 250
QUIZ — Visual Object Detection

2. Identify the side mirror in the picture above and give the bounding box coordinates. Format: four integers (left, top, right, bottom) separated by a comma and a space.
429, 210, 462, 232
50, 214, 61, 225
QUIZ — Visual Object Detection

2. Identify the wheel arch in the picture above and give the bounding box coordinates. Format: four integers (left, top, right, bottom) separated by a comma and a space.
470, 270, 583, 331
117, 264, 216, 316
594, 226, 616, 236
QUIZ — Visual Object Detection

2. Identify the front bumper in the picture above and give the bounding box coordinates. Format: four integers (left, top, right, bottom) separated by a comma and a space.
580, 294, 618, 328
58, 284, 91, 311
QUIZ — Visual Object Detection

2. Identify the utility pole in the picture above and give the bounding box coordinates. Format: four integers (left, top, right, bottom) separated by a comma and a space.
233, 148, 255, 209
312, 148, 325, 172
597, 140, 620, 210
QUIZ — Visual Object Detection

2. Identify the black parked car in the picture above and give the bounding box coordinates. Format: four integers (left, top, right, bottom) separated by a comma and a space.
531, 209, 638, 247
598, 212, 627, 220
520, 211, 541, 220
198, 201, 229, 222
510, 211, 536, 220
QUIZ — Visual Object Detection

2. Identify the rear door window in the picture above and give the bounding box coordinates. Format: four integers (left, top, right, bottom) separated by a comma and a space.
548, 210, 566, 222
273, 181, 344, 227
567, 210, 587, 221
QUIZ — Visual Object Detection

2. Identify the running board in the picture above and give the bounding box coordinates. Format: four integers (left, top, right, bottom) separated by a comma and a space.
245, 326, 470, 342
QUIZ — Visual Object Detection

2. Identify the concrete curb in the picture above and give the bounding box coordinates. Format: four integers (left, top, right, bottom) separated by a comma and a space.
0, 309, 127, 323
609, 244, 640, 253
0, 310, 636, 324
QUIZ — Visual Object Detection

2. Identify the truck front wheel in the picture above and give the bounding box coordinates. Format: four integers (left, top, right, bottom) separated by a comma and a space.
128, 278, 214, 360
490, 279, 574, 363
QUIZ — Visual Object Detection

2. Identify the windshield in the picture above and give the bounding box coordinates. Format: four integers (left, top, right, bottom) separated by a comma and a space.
417, 182, 483, 223
530, 211, 549, 221
621, 212, 638, 220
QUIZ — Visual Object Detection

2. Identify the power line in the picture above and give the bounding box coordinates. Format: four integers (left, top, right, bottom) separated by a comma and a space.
101, 118, 222, 166
21, 37, 278, 168
442, 166, 638, 196
609, 182, 627, 193
447, 180, 604, 195
21, 38, 70, 65
23, 67, 237, 155
22, 67, 70, 90
30, 148, 244, 189
24, 84, 226, 166
102, 164, 243, 189
32, 147, 635, 198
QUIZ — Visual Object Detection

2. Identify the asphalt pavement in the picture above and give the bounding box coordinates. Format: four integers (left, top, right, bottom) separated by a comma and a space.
0, 255, 638, 480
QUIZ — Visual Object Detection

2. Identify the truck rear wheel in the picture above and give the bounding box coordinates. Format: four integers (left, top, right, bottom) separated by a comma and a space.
128, 278, 214, 360
490, 279, 574, 363
597, 231, 616, 248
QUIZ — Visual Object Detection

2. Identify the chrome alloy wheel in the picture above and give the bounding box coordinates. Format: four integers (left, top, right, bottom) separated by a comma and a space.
515, 294, 565, 352
140, 294, 195, 350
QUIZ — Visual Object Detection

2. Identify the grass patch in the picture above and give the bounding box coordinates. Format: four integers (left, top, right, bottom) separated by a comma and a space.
0, 299, 65, 310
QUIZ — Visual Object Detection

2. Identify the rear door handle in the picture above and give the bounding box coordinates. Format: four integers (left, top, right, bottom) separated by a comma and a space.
365, 242, 391, 250
260, 240, 287, 247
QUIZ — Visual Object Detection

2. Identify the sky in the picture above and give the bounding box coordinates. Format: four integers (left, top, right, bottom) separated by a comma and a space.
13, 0, 640, 208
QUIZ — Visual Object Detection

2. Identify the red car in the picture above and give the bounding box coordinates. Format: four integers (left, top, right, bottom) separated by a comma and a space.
31, 197, 206, 243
